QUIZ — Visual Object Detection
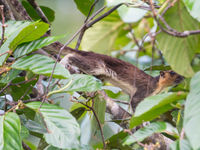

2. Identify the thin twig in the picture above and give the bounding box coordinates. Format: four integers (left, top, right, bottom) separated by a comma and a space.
10, 77, 37, 86
22, 141, 31, 150
150, 35, 156, 70
149, 0, 200, 38
160, 0, 172, 17
128, 24, 144, 52
6, 97, 42, 106
0, 5, 6, 46
79, 101, 106, 149
112, 99, 129, 105
75, 3, 125, 49
42, 3, 126, 107
0, 77, 37, 94
85, 0, 99, 22
75, 0, 99, 49
87, 3, 123, 28
27, 0, 49, 24
128, 24, 144, 66
19, 85, 33, 100
0, 50, 11, 57
4, 94, 7, 111
41, 23, 86, 105
0, 82, 11, 94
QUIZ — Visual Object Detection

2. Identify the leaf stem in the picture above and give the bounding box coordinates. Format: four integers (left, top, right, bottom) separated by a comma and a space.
47, 78, 73, 97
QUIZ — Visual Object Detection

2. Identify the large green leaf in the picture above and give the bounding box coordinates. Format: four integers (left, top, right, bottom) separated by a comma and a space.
0, 112, 23, 150
67, 74, 102, 92
74, 0, 95, 16
106, 0, 147, 23
118, 5, 147, 23
0, 21, 29, 38
0, 21, 31, 66
123, 122, 167, 145
11, 54, 70, 79
0, 21, 49, 66
184, 71, 200, 149
170, 139, 192, 150
81, 12, 129, 54
183, 0, 200, 22
130, 92, 187, 128
9, 21, 49, 50
157, 1, 200, 77
48, 74, 102, 98
14, 36, 62, 58
22, 113, 47, 134
25, 102, 80, 149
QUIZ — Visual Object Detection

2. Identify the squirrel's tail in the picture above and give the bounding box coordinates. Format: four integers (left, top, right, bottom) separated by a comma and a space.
43, 41, 78, 56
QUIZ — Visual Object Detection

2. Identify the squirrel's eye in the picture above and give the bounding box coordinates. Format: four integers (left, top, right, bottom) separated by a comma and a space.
170, 71, 175, 76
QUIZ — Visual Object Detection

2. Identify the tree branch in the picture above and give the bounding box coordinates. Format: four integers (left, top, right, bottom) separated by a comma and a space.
4, 0, 31, 20
0, 5, 6, 46
75, 0, 99, 49
27, 0, 49, 24
148, 0, 200, 38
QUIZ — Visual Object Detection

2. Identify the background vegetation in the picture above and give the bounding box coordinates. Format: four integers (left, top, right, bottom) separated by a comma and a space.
0, 0, 200, 149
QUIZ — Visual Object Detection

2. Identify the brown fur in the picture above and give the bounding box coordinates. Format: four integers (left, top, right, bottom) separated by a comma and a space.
60, 47, 184, 112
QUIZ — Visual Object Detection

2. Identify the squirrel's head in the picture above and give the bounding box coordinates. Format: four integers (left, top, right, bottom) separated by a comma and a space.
158, 70, 184, 88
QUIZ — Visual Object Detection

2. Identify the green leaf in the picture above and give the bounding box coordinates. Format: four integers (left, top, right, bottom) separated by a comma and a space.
130, 92, 187, 128
0, 21, 31, 66
8, 76, 37, 101
22, 1, 55, 22
179, 139, 193, 150
81, 12, 129, 54
67, 74, 102, 92
170, 139, 192, 150
123, 122, 167, 145
0, 21, 30, 38
93, 94, 106, 125
25, 102, 80, 149
95, 131, 132, 149
20, 126, 29, 140
183, 0, 200, 22
74, 0, 95, 16
106, 0, 147, 23
157, 1, 200, 77
0, 69, 21, 84
184, 71, 200, 149
14, 36, 62, 58
39, 6, 55, 22
0, 112, 23, 150
70, 107, 86, 120
118, 5, 147, 23
11, 54, 70, 79
24, 119, 47, 134
9, 21, 49, 50
106, 0, 130, 7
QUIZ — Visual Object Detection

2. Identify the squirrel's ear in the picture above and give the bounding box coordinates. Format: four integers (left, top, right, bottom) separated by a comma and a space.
160, 71, 165, 77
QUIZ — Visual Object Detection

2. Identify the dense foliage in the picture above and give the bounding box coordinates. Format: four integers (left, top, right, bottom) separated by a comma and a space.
0, 0, 200, 149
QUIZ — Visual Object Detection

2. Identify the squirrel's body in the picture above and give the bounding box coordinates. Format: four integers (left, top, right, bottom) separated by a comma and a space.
49, 43, 184, 111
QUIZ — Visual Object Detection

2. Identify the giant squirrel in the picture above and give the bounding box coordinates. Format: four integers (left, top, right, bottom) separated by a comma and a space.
46, 42, 184, 112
